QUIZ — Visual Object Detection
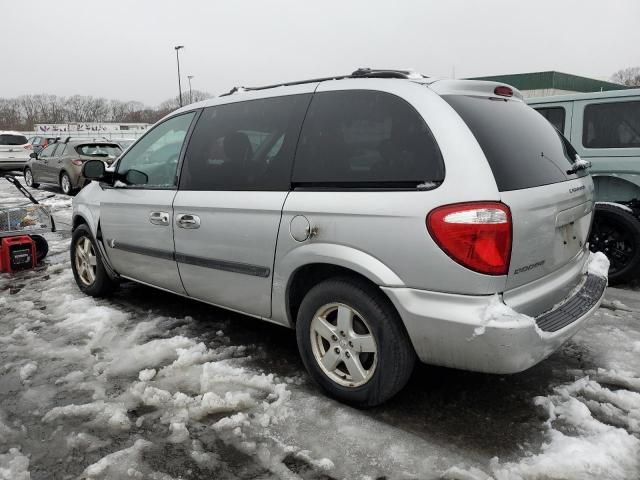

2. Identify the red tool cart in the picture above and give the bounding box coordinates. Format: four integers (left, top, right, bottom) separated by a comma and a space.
0, 175, 55, 273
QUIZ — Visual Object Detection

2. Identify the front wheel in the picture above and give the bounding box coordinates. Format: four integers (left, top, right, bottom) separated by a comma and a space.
589, 203, 640, 284
70, 224, 118, 297
296, 277, 416, 407
24, 168, 39, 188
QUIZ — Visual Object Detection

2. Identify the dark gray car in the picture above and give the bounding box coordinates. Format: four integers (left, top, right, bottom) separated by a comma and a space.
24, 139, 121, 195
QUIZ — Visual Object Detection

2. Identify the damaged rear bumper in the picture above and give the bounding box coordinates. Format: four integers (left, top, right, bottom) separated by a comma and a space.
382, 273, 607, 374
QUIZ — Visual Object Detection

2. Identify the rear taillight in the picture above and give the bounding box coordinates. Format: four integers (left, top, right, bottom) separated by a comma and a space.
71, 159, 83, 166
427, 202, 512, 275
24, 144, 32, 150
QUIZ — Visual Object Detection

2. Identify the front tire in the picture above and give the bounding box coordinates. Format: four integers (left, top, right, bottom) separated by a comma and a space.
296, 277, 415, 407
70, 224, 117, 297
24, 168, 39, 188
589, 203, 640, 284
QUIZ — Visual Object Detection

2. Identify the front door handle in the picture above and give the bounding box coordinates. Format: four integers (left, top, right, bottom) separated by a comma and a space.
149, 211, 170, 226
176, 213, 200, 229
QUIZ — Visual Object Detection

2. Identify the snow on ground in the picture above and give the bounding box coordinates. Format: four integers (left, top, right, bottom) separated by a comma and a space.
0, 179, 640, 479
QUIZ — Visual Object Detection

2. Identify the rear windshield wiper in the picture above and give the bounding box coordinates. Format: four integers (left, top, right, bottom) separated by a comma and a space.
567, 155, 591, 175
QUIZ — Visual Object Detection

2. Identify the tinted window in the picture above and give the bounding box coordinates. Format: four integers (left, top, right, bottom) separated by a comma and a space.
0, 134, 28, 146
180, 94, 311, 191
444, 96, 581, 192
535, 106, 566, 133
583, 101, 640, 149
292, 90, 443, 187
117, 112, 195, 187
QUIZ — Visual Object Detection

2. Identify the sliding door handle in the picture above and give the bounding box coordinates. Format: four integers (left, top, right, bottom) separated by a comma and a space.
149, 211, 170, 226
176, 213, 200, 229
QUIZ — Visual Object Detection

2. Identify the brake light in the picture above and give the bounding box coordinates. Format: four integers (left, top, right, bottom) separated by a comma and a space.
427, 202, 512, 275
24, 144, 32, 150
71, 159, 83, 166
494, 86, 513, 97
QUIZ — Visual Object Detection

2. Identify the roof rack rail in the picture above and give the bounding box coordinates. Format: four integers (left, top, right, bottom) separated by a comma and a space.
219, 67, 427, 96
351, 68, 425, 79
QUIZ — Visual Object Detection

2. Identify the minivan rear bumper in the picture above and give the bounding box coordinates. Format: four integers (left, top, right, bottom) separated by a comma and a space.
382, 273, 606, 374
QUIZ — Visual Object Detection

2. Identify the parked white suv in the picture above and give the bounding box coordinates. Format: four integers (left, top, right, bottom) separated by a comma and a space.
0, 132, 31, 171
71, 69, 608, 406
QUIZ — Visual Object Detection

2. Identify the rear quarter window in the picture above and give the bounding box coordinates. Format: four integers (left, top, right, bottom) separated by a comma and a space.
292, 90, 444, 187
444, 95, 580, 192
583, 100, 640, 149
535, 106, 566, 133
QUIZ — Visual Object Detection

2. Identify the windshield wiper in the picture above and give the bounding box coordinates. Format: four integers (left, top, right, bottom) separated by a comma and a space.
566, 155, 591, 175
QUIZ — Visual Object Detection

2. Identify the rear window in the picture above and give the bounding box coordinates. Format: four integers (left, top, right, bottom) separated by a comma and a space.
75, 143, 121, 158
444, 95, 580, 192
0, 134, 28, 146
583, 100, 640, 149
292, 90, 444, 188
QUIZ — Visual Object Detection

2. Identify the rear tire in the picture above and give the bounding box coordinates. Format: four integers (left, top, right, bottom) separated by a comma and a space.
296, 277, 416, 407
24, 168, 39, 188
70, 224, 117, 297
60, 172, 75, 195
589, 203, 640, 284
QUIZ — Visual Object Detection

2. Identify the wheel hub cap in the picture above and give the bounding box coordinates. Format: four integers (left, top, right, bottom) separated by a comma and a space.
310, 303, 378, 388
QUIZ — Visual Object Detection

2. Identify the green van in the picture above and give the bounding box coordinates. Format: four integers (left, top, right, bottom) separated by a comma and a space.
528, 89, 640, 283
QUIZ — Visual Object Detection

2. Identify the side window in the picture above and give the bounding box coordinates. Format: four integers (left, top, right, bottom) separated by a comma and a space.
180, 94, 311, 191
583, 101, 640, 149
117, 112, 196, 187
293, 90, 444, 186
535, 107, 566, 133
55, 144, 67, 156
39, 144, 57, 158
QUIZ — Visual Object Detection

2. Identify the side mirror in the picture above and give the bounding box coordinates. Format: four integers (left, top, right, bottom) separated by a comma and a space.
29, 152, 37, 159
124, 169, 148, 185
83, 159, 106, 180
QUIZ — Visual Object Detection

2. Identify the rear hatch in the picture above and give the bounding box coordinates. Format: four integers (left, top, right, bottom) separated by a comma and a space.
75, 143, 122, 165
0, 134, 30, 160
442, 91, 593, 291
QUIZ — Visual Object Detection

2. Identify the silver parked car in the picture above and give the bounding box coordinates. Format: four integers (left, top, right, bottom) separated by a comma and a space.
71, 68, 607, 406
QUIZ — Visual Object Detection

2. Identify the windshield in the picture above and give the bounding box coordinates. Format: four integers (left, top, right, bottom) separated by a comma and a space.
75, 143, 122, 158
0, 134, 28, 146
444, 95, 585, 192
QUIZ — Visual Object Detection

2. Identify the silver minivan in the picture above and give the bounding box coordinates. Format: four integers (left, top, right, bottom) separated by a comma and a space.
71, 69, 607, 406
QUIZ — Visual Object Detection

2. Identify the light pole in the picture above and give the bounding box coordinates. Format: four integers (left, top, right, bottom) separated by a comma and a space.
174, 45, 184, 107
187, 75, 194, 104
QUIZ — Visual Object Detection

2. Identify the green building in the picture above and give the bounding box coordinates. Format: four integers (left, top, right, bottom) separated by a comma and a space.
467, 71, 628, 98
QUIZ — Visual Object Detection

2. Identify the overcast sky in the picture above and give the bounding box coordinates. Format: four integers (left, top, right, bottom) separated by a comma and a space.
2, 0, 639, 106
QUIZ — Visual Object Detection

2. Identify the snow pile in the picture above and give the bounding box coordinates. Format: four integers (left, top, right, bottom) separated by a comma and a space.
472, 294, 534, 337
491, 373, 640, 479
588, 251, 610, 278
0, 448, 30, 480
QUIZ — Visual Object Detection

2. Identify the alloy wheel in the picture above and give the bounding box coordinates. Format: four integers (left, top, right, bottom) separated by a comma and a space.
309, 303, 378, 388
590, 216, 636, 276
75, 236, 97, 286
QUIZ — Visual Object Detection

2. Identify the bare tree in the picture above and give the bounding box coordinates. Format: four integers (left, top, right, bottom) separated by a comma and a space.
0, 90, 214, 130
611, 67, 640, 87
